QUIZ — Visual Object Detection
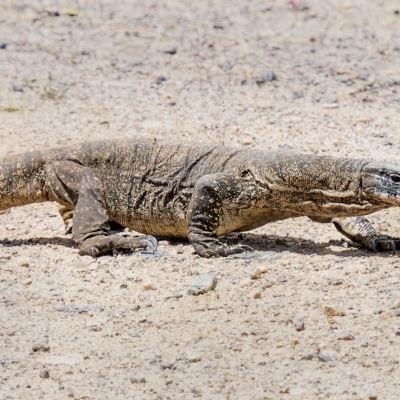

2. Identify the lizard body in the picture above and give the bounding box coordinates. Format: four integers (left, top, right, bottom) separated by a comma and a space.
1, 138, 400, 257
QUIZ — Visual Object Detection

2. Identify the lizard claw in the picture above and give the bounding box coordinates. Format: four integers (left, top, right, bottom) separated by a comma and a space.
390, 240, 396, 255
203, 250, 219, 258
89, 246, 100, 258
65, 224, 73, 235
142, 235, 158, 254
237, 244, 254, 252
371, 238, 377, 254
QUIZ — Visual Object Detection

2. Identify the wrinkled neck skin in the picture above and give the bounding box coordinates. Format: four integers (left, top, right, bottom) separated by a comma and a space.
246, 152, 393, 219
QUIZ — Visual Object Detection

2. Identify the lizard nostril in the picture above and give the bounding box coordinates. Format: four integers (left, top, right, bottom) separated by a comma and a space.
390, 174, 400, 184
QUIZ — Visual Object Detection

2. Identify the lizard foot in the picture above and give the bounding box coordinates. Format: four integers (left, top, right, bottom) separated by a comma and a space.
193, 243, 254, 258
79, 235, 158, 257
365, 235, 400, 255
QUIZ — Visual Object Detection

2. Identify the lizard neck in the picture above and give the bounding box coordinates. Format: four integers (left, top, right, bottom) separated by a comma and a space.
250, 152, 386, 218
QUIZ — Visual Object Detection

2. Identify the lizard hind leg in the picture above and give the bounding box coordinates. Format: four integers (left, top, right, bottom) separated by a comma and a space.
46, 161, 157, 256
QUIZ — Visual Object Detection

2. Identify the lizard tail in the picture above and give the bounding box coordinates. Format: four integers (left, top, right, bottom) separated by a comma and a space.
0, 150, 48, 211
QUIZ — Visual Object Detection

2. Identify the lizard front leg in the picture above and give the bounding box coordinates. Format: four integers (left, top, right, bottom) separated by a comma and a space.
332, 216, 400, 254
46, 161, 157, 256
186, 173, 254, 257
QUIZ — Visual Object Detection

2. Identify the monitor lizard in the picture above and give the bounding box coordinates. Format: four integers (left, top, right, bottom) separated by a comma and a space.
1, 138, 399, 257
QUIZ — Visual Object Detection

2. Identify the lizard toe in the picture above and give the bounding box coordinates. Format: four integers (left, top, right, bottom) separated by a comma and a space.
222, 244, 254, 256
193, 243, 253, 257
203, 250, 219, 258
193, 244, 219, 258
79, 234, 158, 256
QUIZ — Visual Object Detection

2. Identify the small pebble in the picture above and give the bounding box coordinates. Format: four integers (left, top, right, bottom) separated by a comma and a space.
12, 83, 24, 92
358, 70, 370, 81
130, 376, 146, 384
22, 279, 32, 286
325, 96, 338, 104
242, 138, 253, 145
60, 8, 80, 16
293, 319, 305, 331
155, 76, 167, 85
142, 282, 156, 291
393, 309, 400, 317
160, 361, 175, 370
0, 42, 6, 49
318, 353, 333, 362
322, 103, 339, 109
380, 310, 392, 319
39, 368, 50, 379
338, 333, 354, 341
174, 244, 184, 254
323, 305, 345, 316
32, 341, 50, 353
250, 290, 262, 299
256, 71, 277, 84
89, 325, 102, 332
251, 268, 262, 280
293, 91, 303, 99
158, 44, 177, 55
188, 274, 217, 295
187, 352, 201, 363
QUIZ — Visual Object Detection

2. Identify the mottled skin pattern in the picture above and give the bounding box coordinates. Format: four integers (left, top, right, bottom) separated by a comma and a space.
1, 138, 400, 257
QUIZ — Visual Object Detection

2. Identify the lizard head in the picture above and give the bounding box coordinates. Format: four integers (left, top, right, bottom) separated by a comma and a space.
361, 161, 400, 206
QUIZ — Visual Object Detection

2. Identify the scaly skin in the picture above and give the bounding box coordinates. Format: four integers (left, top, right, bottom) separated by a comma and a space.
1, 138, 400, 257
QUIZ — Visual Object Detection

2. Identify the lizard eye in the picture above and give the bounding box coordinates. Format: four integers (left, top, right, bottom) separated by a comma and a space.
240, 169, 252, 178
390, 174, 400, 184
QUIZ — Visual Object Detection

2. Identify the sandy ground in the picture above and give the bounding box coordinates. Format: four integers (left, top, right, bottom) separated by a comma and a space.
1, 0, 400, 398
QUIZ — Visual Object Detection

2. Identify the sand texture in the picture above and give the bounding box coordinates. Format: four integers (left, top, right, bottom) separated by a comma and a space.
1, 0, 400, 398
